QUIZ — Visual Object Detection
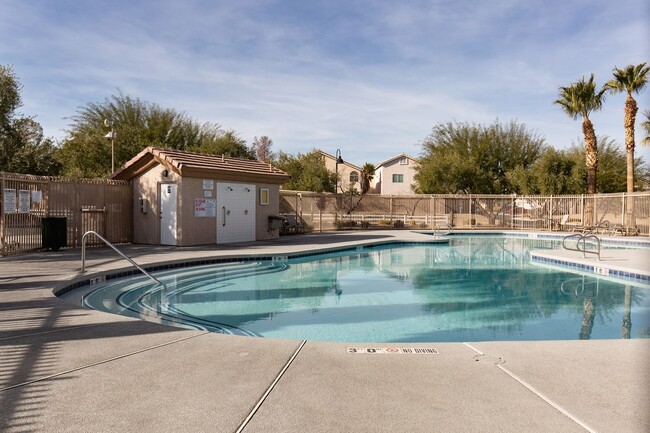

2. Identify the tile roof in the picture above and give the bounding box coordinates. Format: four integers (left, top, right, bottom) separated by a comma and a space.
317, 150, 363, 171
375, 153, 418, 168
110, 147, 290, 183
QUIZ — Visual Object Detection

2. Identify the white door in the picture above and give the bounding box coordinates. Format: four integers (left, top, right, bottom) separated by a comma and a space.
160, 183, 177, 245
217, 182, 255, 244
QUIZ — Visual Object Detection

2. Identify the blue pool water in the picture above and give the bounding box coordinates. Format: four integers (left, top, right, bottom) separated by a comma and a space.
64, 237, 650, 342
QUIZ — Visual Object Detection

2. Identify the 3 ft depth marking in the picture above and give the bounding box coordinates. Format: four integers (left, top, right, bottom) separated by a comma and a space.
347, 347, 438, 354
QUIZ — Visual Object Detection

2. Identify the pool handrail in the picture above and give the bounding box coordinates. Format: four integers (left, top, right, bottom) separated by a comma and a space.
433, 223, 453, 236
81, 230, 166, 289
562, 233, 601, 260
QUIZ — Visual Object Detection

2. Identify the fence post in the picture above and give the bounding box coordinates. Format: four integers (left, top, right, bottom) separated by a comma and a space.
0, 174, 5, 256
510, 194, 515, 229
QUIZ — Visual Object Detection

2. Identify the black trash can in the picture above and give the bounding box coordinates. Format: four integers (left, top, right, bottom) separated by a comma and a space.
42, 217, 67, 251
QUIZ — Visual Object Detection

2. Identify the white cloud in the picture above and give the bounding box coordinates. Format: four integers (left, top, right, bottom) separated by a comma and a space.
2, 0, 649, 165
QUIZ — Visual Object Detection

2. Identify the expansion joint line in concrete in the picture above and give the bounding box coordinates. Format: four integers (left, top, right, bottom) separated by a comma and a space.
235, 339, 308, 433
0, 331, 210, 392
463, 343, 598, 433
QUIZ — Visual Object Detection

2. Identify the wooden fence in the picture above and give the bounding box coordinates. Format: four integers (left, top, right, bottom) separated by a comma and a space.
1, 172, 132, 255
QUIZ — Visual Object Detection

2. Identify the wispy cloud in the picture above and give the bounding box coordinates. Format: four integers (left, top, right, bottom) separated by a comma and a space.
2, 0, 648, 164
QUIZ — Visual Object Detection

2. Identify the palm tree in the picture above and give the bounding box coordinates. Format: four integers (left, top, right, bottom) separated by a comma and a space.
642, 110, 650, 147
604, 63, 649, 193
554, 74, 606, 225
360, 162, 376, 194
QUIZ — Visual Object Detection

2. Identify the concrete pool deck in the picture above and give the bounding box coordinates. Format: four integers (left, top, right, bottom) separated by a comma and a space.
1, 230, 649, 433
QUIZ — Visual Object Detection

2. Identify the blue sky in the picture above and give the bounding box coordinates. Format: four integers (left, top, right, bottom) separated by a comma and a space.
2, 0, 649, 166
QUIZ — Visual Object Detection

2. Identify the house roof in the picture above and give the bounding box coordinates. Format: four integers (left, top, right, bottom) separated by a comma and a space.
109, 147, 290, 184
317, 150, 363, 171
375, 153, 418, 169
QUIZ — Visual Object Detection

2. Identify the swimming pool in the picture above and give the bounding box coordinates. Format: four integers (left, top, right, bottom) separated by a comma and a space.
62, 237, 650, 342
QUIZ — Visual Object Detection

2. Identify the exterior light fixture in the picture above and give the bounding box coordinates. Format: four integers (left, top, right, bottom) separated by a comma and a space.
104, 119, 116, 174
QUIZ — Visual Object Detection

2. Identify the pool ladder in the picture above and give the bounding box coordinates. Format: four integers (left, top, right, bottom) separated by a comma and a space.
562, 233, 601, 261
433, 223, 453, 236
81, 230, 166, 289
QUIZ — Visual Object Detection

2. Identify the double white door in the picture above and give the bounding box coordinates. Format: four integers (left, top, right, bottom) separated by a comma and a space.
216, 182, 255, 244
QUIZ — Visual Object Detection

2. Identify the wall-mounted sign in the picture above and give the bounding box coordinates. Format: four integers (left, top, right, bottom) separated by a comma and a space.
202, 179, 214, 190
3, 188, 16, 213
32, 190, 42, 203
195, 198, 216, 217
18, 190, 30, 213
204, 190, 212, 198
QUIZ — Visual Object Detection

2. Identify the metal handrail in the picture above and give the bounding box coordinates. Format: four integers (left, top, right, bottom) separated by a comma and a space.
560, 276, 599, 298
562, 233, 601, 260
81, 231, 166, 289
433, 223, 453, 236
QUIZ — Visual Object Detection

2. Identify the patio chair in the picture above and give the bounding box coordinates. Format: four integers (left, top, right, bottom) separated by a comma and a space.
556, 214, 570, 231
283, 214, 306, 235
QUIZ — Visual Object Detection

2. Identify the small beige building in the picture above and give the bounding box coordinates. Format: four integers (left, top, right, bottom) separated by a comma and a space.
110, 147, 289, 246
372, 153, 418, 195
318, 150, 363, 193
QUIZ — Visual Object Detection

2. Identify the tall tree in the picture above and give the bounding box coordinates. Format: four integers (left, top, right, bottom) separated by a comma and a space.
251, 136, 275, 162
566, 137, 648, 193
554, 74, 606, 196
643, 110, 650, 147
360, 162, 375, 194
0, 65, 60, 175
275, 150, 336, 192
604, 63, 649, 193
508, 147, 580, 195
190, 129, 254, 159
415, 120, 545, 194
58, 92, 249, 177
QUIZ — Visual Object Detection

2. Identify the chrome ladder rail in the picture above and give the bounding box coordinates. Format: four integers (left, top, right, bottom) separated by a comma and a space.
562, 233, 601, 260
81, 230, 166, 289
433, 223, 453, 237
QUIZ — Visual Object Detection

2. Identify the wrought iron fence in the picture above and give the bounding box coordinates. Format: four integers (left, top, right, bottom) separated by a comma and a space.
1, 172, 132, 256
280, 190, 650, 236
1, 172, 647, 256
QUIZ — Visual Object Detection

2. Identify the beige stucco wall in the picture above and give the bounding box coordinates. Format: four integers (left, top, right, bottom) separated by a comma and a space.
177, 177, 217, 246
255, 183, 282, 241
374, 158, 418, 195
132, 164, 282, 246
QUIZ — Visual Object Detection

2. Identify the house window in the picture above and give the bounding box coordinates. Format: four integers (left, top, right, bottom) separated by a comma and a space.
399, 157, 408, 165
349, 171, 359, 183
392, 174, 404, 183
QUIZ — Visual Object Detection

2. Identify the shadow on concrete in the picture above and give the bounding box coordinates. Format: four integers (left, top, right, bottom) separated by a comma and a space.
0, 300, 180, 433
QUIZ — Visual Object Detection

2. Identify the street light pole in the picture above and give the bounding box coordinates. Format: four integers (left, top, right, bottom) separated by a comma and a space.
335, 149, 343, 193
104, 119, 115, 174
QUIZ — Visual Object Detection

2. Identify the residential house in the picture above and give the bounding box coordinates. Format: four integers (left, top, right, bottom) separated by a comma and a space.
371, 153, 418, 195
318, 150, 364, 193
